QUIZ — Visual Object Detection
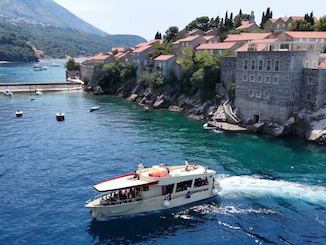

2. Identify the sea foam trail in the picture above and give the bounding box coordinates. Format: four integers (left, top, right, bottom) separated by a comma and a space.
218, 175, 326, 205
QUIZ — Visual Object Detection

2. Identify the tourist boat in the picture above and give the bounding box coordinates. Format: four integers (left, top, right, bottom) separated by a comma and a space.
35, 89, 43, 96
203, 122, 217, 130
56, 112, 65, 121
85, 162, 220, 218
90, 106, 100, 112
3, 90, 13, 97
33, 64, 47, 71
16, 110, 23, 117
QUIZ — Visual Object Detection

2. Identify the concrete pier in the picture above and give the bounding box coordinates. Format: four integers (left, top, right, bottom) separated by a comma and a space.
0, 82, 82, 93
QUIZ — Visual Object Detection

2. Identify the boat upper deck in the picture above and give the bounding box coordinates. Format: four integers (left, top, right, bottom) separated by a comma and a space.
94, 163, 216, 192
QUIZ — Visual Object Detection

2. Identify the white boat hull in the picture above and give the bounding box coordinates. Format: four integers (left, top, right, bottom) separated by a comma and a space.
86, 184, 220, 218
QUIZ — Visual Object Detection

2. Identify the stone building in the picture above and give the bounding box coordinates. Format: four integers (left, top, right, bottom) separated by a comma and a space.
172, 35, 206, 56
131, 44, 157, 75
232, 42, 321, 124
263, 16, 318, 32
153, 55, 176, 77
196, 42, 240, 55
221, 56, 237, 91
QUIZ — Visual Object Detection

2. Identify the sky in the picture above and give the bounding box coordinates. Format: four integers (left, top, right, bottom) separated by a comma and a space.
53, 0, 325, 40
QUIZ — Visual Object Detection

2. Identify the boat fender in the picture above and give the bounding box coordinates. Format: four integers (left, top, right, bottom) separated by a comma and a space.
186, 191, 191, 198
212, 188, 218, 195
163, 199, 170, 208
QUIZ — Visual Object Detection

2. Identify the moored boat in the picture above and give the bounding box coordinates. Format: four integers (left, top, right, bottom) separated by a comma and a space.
3, 90, 13, 97
85, 162, 220, 218
90, 106, 100, 112
56, 112, 65, 121
16, 110, 23, 117
33, 64, 47, 71
203, 122, 217, 130
35, 89, 43, 96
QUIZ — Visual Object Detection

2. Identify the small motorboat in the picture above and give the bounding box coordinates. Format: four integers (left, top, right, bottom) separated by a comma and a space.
56, 112, 65, 121
16, 110, 23, 117
35, 89, 43, 96
90, 106, 100, 112
203, 122, 217, 130
33, 64, 47, 71
143, 106, 150, 112
3, 90, 13, 97
49, 63, 61, 67
85, 162, 220, 218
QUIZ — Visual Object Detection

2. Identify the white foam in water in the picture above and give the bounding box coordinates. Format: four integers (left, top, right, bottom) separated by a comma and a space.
218, 175, 326, 205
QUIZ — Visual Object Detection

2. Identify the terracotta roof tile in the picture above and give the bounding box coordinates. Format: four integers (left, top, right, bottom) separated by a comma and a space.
153, 55, 175, 61
173, 35, 202, 44
235, 39, 278, 52
319, 63, 326, 69
284, 31, 326, 39
133, 45, 153, 53
91, 53, 111, 61
236, 22, 257, 30
224, 33, 274, 42
196, 42, 238, 50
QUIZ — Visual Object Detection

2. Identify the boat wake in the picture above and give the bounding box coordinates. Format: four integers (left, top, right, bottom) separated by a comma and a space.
217, 175, 326, 205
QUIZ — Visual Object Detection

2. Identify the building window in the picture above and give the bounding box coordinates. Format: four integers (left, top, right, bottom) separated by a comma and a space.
273, 76, 279, 84
266, 60, 271, 71
194, 177, 209, 188
265, 76, 270, 83
258, 76, 262, 83
291, 94, 295, 101
243, 75, 247, 81
263, 91, 269, 99
176, 180, 193, 192
258, 60, 263, 70
306, 94, 311, 101
244, 60, 248, 70
255, 90, 262, 98
250, 75, 255, 82
249, 89, 254, 97
308, 77, 313, 84
251, 60, 256, 70
275, 60, 279, 71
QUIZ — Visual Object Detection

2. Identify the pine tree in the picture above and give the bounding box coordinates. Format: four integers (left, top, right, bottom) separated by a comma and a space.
155, 31, 162, 40
225, 11, 228, 25
239, 9, 243, 17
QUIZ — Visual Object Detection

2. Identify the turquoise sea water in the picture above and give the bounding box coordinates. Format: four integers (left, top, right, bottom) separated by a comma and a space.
0, 66, 326, 244
0, 59, 67, 84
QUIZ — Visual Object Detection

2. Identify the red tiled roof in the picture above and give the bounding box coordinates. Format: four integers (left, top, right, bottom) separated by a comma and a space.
196, 42, 238, 50
112, 47, 125, 52
205, 29, 218, 35
235, 39, 278, 52
284, 31, 326, 39
173, 35, 202, 44
188, 29, 204, 35
224, 33, 274, 42
236, 22, 257, 30
266, 18, 277, 23
319, 63, 326, 69
91, 53, 111, 61
133, 45, 153, 53
153, 55, 175, 61
203, 35, 217, 41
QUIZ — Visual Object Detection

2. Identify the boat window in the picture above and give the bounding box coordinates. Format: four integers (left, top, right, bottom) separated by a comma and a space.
142, 186, 149, 191
194, 177, 209, 188
176, 180, 193, 192
162, 184, 174, 195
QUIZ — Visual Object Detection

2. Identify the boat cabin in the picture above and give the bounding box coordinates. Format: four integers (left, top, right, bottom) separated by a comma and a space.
94, 163, 216, 206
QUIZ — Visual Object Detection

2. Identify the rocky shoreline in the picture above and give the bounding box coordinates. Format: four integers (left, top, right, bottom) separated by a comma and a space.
87, 82, 326, 145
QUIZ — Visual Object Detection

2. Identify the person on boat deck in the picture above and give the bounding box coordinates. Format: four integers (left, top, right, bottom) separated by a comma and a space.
166, 166, 170, 174
193, 163, 198, 169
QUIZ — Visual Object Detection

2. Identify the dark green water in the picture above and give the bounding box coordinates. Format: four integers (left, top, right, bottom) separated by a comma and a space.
0, 93, 325, 244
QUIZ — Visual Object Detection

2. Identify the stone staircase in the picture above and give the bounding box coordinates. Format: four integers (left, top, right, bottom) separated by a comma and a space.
223, 100, 239, 125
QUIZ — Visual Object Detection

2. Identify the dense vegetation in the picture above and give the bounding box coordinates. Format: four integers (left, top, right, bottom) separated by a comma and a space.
0, 32, 38, 62
0, 21, 145, 60
97, 62, 136, 93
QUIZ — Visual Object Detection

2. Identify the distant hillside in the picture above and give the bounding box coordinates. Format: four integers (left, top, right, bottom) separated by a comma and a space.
0, 21, 145, 60
0, 0, 107, 36
0, 0, 146, 62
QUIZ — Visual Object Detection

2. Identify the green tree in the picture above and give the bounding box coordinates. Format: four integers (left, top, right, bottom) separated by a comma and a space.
164, 26, 179, 43
154, 31, 162, 40
186, 16, 211, 31
65, 58, 80, 71
315, 16, 326, 31
261, 7, 273, 28
149, 43, 173, 59
290, 20, 313, 31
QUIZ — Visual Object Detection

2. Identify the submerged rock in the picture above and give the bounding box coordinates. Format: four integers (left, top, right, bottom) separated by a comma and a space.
128, 94, 138, 101
93, 85, 104, 95
169, 105, 183, 112
247, 122, 265, 133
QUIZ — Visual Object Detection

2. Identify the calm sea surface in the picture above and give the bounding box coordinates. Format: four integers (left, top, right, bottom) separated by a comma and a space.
0, 66, 326, 245
0, 59, 69, 84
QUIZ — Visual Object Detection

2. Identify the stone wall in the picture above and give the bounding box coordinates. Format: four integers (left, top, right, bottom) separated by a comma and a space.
234, 50, 319, 124
80, 64, 95, 84
221, 56, 236, 91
